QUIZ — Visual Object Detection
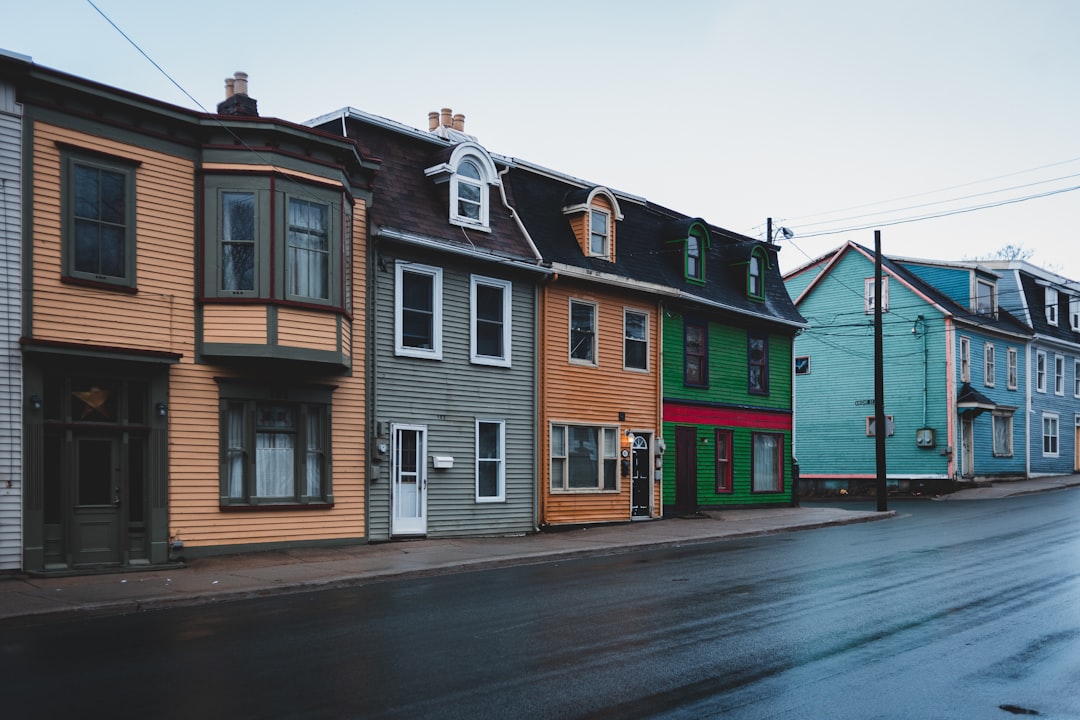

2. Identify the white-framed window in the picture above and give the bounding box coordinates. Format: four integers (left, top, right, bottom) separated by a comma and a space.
1043, 413, 1059, 456
748, 251, 765, 300
1075, 359, 1080, 398
984, 343, 995, 387
866, 415, 896, 437
975, 278, 996, 316
550, 424, 618, 492
960, 336, 971, 383
476, 419, 505, 502
426, 143, 499, 231
751, 432, 784, 493
1055, 354, 1065, 395
992, 410, 1013, 457
1071, 296, 1080, 331
623, 309, 649, 371
1046, 287, 1059, 325
395, 262, 443, 360
1007, 347, 1018, 390
470, 275, 512, 367
865, 276, 889, 314
686, 230, 705, 283
1036, 350, 1047, 393
569, 299, 598, 365
589, 208, 610, 257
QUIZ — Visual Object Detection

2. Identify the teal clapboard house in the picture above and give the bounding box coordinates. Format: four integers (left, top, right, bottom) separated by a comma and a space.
785, 242, 1031, 495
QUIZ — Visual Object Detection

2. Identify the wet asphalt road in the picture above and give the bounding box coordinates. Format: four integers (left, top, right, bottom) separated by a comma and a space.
3, 490, 1079, 719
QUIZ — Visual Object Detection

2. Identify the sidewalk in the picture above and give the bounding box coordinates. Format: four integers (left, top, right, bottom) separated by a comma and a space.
3, 474, 1076, 625
1, 506, 891, 624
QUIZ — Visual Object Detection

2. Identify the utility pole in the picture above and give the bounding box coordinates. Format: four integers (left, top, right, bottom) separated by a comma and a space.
874, 230, 888, 512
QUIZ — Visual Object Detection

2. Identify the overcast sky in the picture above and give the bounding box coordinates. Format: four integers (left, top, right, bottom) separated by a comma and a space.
5, 0, 1079, 278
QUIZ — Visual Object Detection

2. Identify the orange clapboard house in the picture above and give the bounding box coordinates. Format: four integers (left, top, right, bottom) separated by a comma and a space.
508, 170, 664, 526
15, 57, 376, 572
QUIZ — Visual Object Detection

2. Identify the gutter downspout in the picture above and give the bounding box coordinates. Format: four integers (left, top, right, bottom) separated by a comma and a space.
498, 166, 543, 262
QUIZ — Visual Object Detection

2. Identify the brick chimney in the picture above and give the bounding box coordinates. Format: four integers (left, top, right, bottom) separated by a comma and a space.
217, 71, 259, 117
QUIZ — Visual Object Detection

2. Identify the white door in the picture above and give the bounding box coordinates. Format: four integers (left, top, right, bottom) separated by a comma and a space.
961, 416, 974, 478
391, 424, 427, 536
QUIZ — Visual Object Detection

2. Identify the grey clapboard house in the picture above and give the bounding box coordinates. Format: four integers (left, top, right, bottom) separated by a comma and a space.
308, 108, 548, 540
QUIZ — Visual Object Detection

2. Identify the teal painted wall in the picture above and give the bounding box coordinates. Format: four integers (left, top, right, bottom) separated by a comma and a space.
901, 263, 970, 307
790, 251, 952, 479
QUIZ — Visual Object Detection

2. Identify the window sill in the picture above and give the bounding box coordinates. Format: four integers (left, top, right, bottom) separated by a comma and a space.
220, 502, 335, 511
549, 488, 621, 495
62, 275, 138, 294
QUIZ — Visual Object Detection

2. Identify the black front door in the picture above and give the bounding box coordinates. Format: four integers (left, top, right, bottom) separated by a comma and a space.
631, 435, 650, 517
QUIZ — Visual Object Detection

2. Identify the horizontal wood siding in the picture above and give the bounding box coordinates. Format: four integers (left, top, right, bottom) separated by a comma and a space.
541, 280, 660, 525
793, 251, 954, 479
202, 305, 268, 344
369, 248, 537, 540
29, 121, 367, 551
0, 87, 22, 569
31, 123, 196, 357
277, 308, 338, 352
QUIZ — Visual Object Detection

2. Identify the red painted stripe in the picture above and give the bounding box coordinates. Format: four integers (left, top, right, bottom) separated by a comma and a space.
663, 403, 792, 430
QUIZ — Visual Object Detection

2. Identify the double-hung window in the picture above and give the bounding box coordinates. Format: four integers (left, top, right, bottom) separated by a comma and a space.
975, 279, 996, 316
960, 337, 971, 383
1036, 351, 1047, 393
984, 343, 995, 387
686, 231, 705, 283
715, 429, 733, 493
865, 277, 889, 314
395, 262, 443, 359
992, 411, 1013, 457
220, 384, 332, 506
286, 198, 330, 301
476, 420, 505, 502
204, 176, 344, 307
1046, 288, 1059, 325
748, 334, 769, 394
1074, 359, 1080, 398
550, 424, 617, 491
454, 158, 484, 225
748, 253, 764, 300
684, 320, 707, 386
1071, 296, 1080, 331
1043, 413, 1059, 456
63, 151, 137, 289
1055, 354, 1065, 395
624, 309, 649, 371
569, 299, 597, 364
751, 432, 784, 493
1007, 348, 1018, 390
589, 209, 611, 257
470, 275, 512, 366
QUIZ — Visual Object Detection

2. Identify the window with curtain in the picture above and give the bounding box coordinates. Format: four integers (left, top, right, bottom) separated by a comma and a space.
220, 396, 330, 506
287, 198, 330, 300
992, 411, 1013, 457
751, 433, 783, 493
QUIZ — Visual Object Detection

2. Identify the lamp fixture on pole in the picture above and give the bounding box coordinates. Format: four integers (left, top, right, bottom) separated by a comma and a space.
767, 217, 794, 243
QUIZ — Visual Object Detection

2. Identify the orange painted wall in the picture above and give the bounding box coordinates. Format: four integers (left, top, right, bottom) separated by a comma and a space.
31, 122, 366, 549
539, 278, 661, 525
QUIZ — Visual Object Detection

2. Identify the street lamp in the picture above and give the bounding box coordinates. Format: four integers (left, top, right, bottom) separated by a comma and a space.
767, 217, 794, 243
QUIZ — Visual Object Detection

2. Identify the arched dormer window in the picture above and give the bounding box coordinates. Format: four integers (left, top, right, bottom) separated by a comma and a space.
686, 223, 710, 284
425, 142, 500, 232
562, 186, 624, 261
748, 247, 769, 301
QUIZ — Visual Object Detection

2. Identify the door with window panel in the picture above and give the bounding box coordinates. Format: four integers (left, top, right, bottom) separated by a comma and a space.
391, 425, 428, 536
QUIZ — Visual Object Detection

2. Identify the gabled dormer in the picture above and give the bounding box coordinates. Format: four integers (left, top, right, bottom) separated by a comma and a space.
425, 140, 500, 232
562, 186, 623, 262
730, 243, 771, 302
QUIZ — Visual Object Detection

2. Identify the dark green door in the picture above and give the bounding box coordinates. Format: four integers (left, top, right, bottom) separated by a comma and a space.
71, 435, 123, 566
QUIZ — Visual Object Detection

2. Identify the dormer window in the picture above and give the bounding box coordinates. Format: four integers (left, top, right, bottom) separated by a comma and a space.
975, 278, 996, 317
685, 225, 709, 284
1071, 296, 1079, 331
1046, 287, 1059, 325
747, 248, 768, 301
455, 159, 483, 223
425, 142, 500, 232
562, 186, 623, 262
590, 209, 610, 256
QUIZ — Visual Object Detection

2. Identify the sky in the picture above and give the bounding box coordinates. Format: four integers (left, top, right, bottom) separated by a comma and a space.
4, 0, 1079, 278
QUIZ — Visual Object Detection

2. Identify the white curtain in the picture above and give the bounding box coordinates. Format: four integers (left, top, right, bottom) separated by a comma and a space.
287, 199, 329, 299
753, 435, 781, 492
305, 412, 323, 497
256, 432, 294, 498
225, 404, 245, 499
